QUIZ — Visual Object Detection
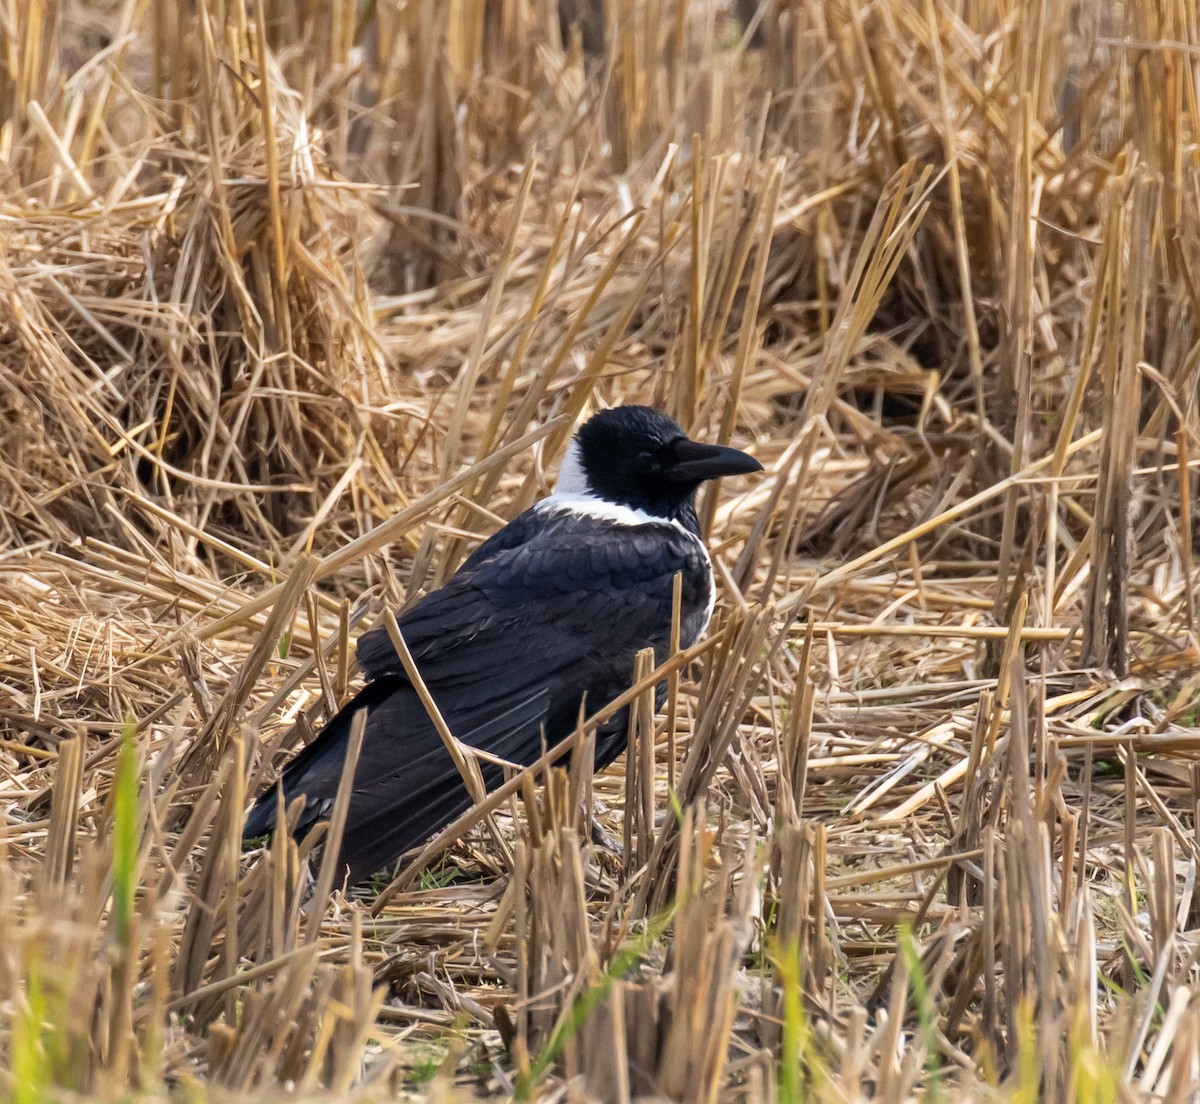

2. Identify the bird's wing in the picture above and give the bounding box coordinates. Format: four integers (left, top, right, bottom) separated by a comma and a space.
248, 512, 707, 880
355, 504, 549, 681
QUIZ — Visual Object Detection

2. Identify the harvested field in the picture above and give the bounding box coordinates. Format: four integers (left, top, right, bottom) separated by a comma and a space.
2, 0, 1200, 1099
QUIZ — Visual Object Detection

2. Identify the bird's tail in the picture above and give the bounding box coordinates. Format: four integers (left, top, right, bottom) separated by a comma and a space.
242, 784, 280, 841
242, 679, 403, 841
242, 680, 555, 884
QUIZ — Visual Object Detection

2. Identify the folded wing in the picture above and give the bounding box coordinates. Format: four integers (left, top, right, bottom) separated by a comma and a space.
245, 508, 707, 883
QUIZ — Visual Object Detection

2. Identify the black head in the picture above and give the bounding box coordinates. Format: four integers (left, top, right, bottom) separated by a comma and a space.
556, 406, 763, 528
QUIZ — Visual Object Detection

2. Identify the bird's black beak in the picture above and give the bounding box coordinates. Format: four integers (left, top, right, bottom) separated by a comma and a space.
665, 439, 764, 483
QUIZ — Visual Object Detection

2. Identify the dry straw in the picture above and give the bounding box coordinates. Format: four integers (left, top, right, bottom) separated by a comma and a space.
1, 0, 1200, 1100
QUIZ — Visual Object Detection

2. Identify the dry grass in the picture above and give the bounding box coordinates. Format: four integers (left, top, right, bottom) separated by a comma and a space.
2, 0, 1200, 1099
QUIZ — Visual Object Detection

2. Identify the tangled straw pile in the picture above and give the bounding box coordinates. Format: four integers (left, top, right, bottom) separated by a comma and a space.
1, 0, 1199, 1099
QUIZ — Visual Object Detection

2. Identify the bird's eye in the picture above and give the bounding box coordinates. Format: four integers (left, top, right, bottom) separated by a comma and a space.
636, 450, 654, 469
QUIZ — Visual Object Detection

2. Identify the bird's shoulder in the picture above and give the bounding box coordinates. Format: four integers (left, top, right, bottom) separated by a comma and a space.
356, 498, 708, 679
472, 498, 708, 604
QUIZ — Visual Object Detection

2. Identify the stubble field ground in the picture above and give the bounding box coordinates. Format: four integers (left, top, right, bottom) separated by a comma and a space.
1, 1, 1200, 1100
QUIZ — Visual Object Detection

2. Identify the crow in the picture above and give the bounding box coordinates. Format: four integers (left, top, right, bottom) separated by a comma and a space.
244, 406, 762, 883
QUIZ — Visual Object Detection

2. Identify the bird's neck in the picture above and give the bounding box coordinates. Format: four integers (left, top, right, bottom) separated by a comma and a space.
671, 499, 702, 536
635, 496, 703, 535
612, 491, 702, 535
542, 489, 702, 536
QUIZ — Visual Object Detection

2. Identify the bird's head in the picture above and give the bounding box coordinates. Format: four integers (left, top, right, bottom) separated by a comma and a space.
555, 406, 763, 525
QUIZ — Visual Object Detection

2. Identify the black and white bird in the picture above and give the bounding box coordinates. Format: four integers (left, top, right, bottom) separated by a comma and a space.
244, 406, 762, 883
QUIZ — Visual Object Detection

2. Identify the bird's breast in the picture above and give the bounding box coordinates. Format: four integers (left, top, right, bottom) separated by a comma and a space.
679, 532, 715, 649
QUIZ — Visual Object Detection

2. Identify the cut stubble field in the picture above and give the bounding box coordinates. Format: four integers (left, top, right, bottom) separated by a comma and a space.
1, 1, 1199, 1100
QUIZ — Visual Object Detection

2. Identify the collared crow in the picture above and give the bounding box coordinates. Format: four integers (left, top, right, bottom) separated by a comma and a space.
243, 406, 763, 883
